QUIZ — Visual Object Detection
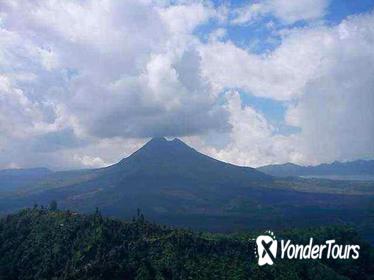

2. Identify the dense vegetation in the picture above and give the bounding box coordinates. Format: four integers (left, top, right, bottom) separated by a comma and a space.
0, 208, 373, 280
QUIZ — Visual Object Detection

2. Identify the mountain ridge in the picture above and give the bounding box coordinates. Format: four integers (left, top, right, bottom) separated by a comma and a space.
258, 159, 374, 177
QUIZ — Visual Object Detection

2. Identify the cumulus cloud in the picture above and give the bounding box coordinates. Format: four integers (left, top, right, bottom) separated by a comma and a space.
230, 0, 330, 25
284, 13, 374, 164
199, 11, 374, 166
0, 0, 372, 169
269, 0, 330, 24
200, 40, 316, 100
158, 2, 214, 34
0, 0, 227, 168
184, 91, 296, 167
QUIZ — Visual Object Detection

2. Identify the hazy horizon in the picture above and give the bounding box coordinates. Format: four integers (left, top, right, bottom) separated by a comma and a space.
1, 137, 373, 172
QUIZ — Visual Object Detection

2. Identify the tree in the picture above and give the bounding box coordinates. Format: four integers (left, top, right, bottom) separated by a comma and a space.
49, 200, 58, 211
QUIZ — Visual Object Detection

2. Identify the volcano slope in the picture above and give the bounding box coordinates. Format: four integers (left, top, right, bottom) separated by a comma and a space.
0, 138, 372, 237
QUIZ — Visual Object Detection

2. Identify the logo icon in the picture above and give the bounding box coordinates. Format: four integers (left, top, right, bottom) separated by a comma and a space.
255, 231, 277, 266
252, 230, 360, 266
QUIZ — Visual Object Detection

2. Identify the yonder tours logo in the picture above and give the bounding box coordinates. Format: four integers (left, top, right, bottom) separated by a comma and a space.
253, 231, 360, 266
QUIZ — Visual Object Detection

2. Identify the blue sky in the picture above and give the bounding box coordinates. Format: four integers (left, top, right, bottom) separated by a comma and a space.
0, 0, 373, 169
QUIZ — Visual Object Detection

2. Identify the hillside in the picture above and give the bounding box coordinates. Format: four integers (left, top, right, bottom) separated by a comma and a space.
0, 208, 373, 280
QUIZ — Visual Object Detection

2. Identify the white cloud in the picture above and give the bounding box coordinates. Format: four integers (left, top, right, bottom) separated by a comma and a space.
231, 3, 264, 25
200, 40, 318, 100
284, 13, 374, 164
0, 0, 372, 170
158, 2, 214, 34
0, 0, 227, 168
200, 11, 374, 166
208, 28, 227, 42
191, 91, 296, 167
231, 0, 330, 25
73, 155, 108, 168
269, 0, 329, 24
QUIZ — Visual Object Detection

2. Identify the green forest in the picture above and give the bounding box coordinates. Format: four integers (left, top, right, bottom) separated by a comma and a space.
0, 207, 372, 280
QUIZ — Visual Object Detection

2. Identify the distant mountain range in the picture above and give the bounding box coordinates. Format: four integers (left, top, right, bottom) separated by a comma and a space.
258, 160, 374, 179
0, 138, 373, 236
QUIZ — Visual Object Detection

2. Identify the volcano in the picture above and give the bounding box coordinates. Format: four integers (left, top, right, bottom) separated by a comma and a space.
101, 137, 271, 184
0, 138, 372, 233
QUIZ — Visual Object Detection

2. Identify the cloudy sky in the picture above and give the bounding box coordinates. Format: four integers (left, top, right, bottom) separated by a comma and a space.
0, 0, 373, 170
